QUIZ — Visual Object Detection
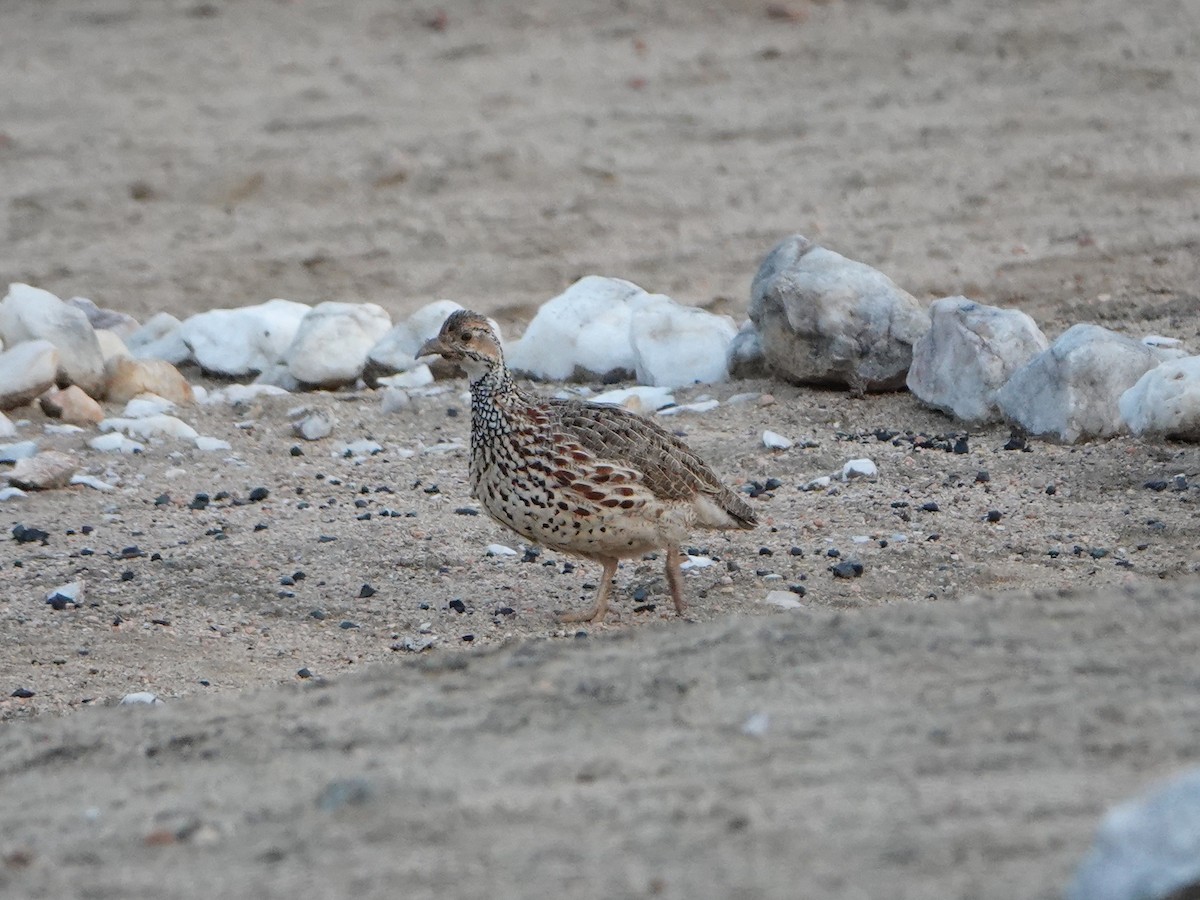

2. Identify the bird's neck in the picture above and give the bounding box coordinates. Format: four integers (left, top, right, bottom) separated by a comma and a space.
469, 360, 518, 412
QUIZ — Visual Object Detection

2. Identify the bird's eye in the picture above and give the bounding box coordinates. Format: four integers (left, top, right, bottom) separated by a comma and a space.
460, 331, 473, 342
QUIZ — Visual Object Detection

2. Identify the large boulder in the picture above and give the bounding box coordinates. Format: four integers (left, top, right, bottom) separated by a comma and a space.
1119, 355, 1200, 441
996, 324, 1167, 443
907, 297, 1049, 423
284, 302, 392, 388
506, 276, 645, 382
367, 299, 465, 382
1068, 768, 1200, 900
0, 340, 60, 410
749, 235, 930, 392
0, 283, 107, 396
180, 299, 311, 377
629, 299, 737, 388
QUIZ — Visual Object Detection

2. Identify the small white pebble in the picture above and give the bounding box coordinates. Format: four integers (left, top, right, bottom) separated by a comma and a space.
761, 590, 803, 609
762, 430, 793, 450
119, 692, 163, 706
485, 544, 519, 557
680, 555, 715, 571
841, 458, 878, 481
741, 712, 771, 737
195, 436, 232, 452
70, 474, 115, 492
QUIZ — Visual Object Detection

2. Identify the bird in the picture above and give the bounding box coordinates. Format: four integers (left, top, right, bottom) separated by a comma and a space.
417, 309, 757, 623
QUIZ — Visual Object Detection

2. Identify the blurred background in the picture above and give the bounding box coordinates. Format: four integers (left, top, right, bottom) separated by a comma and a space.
2, 0, 1198, 332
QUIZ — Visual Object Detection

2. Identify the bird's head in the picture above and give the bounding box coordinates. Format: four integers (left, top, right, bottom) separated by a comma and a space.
417, 309, 504, 382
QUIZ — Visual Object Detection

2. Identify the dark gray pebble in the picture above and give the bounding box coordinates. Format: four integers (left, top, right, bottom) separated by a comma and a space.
831, 561, 864, 578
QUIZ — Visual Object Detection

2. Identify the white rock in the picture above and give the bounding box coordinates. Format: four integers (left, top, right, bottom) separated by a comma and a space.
119, 692, 163, 706
180, 299, 311, 377
841, 458, 878, 481
251, 363, 301, 392
89, 432, 145, 453
100, 415, 199, 441
45, 581, 84, 606
205, 384, 290, 405
0, 486, 27, 501
195, 436, 232, 452
762, 590, 804, 610
43, 424, 83, 435
590, 385, 676, 413
293, 412, 334, 441
629, 298, 737, 388
657, 399, 721, 416
680, 555, 716, 571
377, 364, 434, 390
802, 476, 833, 491
507, 276, 647, 381
122, 396, 176, 419
285, 301, 392, 388
8, 450, 77, 489
0, 411, 14, 438
0, 339, 60, 410
70, 474, 115, 491
127, 312, 190, 365
0, 284, 106, 396
996, 324, 1166, 442
93, 328, 130, 363
762, 430, 793, 450
421, 441, 464, 455
1067, 768, 1200, 900
1119, 355, 1200, 441
1142, 334, 1183, 350
740, 712, 771, 737
907, 297, 1049, 422
379, 388, 411, 414
335, 439, 383, 457
485, 544, 519, 557
369, 299, 465, 375
749, 235, 930, 392
728, 320, 768, 379
0, 440, 38, 462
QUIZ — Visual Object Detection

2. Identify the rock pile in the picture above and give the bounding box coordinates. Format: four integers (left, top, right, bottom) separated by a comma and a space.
3, 222, 1200, 474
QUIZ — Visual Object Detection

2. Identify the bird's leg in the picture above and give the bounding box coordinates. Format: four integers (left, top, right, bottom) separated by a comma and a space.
665, 544, 686, 614
556, 558, 619, 624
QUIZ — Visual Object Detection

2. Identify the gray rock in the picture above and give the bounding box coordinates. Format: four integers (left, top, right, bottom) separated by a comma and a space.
996, 324, 1165, 442
907, 297, 1049, 422
749, 235, 930, 392
181, 299, 311, 377
285, 302, 392, 388
1068, 768, 1200, 900
0, 284, 106, 396
66, 297, 140, 337
727, 321, 767, 379
0, 339, 60, 411
0, 411, 15, 438
1119, 355, 1200, 441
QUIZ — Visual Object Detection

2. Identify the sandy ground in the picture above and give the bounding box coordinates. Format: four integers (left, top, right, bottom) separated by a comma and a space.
2, 0, 1200, 896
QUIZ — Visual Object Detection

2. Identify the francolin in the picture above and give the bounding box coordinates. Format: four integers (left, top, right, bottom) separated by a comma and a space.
418, 310, 756, 622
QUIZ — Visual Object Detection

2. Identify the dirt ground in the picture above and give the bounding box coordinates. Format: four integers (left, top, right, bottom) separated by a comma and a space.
2, 0, 1200, 897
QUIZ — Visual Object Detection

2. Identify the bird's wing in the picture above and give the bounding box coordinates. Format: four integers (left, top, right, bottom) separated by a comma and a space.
545, 397, 757, 527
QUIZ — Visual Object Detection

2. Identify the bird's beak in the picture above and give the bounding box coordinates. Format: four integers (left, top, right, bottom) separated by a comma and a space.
417, 336, 447, 360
